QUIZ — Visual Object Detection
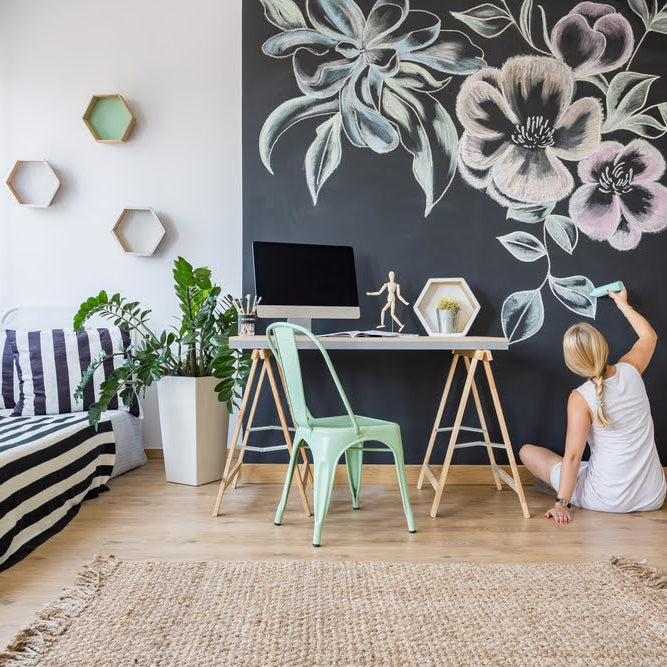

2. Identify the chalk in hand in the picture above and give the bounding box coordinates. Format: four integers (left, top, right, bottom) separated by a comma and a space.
589, 281, 624, 298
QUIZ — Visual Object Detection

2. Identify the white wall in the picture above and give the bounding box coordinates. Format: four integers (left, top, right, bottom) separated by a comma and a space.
0, 0, 243, 447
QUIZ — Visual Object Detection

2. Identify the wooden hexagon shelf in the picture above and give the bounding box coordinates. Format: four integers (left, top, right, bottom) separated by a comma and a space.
83, 94, 136, 142
6, 160, 61, 207
112, 208, 165, 256
413, 278, 480, 337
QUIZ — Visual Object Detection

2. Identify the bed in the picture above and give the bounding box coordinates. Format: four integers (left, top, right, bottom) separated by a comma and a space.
0, 306, 147, 571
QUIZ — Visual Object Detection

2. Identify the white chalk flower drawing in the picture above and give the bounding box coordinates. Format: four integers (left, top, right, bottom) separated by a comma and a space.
259, 0, 485, 215
258, 0, 667, 344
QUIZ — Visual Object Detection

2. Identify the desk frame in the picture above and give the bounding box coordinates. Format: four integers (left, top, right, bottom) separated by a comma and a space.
212, 348, 312, 517
212, 335, 529, 520
418, 349, 530, 518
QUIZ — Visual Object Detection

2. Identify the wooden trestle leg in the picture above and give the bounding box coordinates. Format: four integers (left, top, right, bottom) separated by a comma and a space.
212, 349, 312, 517
418, 349, 530, 519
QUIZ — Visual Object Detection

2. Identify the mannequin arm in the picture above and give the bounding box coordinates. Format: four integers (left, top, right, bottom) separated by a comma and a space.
366, 283, 387, 296
396, 285, 409, 305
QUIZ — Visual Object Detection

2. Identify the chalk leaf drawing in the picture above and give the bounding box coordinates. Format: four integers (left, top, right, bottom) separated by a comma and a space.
545, 214, 579, 254
259, 0, 485, 215
497, 231, 546, 262
548, 274, 596, 317
569, 139, 667, 250
501, 288, 544, 345
258, 1, 667, 343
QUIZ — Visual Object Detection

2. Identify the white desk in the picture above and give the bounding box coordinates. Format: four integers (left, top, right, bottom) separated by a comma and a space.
213, 335, 530, 519
230, 334, 509, 351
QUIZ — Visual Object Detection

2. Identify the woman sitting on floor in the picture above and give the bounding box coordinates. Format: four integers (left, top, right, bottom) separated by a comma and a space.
520, 286, 666, 524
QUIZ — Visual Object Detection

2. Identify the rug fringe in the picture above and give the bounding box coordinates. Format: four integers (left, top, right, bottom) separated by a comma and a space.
610, 556, 667, 591
0, 554, 120, 666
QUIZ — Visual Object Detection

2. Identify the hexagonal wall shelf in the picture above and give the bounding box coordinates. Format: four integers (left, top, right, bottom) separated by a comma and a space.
6, 160, 61, 207
112, 208, 165, 256
83, 94, 136, 142
413, 278, 480, 337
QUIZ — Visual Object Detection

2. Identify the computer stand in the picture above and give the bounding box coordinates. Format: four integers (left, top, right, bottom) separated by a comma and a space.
287, 317, 312, 330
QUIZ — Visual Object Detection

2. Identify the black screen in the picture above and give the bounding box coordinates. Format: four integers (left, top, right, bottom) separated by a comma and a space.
253, 242, 359, 307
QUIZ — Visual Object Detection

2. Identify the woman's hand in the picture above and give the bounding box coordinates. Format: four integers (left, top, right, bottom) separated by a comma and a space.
545, 503, 572, 524
607, 287, 630, 312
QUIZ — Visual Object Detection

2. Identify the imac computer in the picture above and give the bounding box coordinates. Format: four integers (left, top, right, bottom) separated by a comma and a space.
253, 241, 360, 330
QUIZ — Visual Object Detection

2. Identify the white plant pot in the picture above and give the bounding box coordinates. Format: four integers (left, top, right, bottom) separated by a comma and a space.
157, 376, 229, 486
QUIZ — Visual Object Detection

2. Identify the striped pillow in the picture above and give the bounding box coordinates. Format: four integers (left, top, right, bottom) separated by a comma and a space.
0, 331, 18, 410
9, 328, 140, 417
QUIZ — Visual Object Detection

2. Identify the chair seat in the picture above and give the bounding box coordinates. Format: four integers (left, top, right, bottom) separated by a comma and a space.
308, 415, 396, 430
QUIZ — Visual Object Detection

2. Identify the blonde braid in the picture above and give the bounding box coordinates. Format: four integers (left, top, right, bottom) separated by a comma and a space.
591, 366, 611, 427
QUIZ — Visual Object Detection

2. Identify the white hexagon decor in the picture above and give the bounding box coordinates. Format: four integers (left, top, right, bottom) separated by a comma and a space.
413, 278, 480, 337
112, 208, 165, 256
6, 160, 61, 207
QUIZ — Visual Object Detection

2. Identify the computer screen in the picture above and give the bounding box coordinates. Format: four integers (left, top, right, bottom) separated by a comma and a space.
252, 241, 360, 323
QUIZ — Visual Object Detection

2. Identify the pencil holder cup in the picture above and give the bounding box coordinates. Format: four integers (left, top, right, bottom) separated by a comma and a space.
238, 314, 256, 336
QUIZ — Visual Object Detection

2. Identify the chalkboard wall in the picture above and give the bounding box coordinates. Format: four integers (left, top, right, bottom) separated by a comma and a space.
243, 0, 667, 465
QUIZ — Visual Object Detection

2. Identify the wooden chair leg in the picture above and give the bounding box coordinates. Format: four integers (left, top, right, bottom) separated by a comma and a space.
264, 351, 312, 517
231, 361, 268, 490
212, 349, 260, 516
482, 357, 531, 519
418, 353, 459, 490
464, 356, 502, 491
430, 355, 479, 518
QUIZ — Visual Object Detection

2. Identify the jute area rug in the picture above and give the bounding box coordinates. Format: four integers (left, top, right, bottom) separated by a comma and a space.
1, 557, 665, 666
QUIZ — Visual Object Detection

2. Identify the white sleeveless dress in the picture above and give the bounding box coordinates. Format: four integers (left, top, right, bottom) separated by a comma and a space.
550, 362, 666, 512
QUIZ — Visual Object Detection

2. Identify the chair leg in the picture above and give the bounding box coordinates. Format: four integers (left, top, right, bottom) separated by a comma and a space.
344, 445, 363, 509
386, 438, 416, 533
274, 439, 303, 526
312, 452, 339, 547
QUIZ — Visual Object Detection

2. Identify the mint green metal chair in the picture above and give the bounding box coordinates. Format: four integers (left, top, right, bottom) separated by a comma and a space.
266, 323, 416, 547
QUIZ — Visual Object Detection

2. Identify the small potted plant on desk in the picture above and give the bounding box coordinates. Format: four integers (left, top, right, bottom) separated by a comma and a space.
74, 257, 250, 486
436, 297, 460, 335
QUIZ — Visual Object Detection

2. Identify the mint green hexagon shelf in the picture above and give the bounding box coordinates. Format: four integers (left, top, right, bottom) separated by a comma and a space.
83, 94, 136, 143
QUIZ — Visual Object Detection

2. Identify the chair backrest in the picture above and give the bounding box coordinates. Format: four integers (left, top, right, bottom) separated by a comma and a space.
266, 323, 360, 434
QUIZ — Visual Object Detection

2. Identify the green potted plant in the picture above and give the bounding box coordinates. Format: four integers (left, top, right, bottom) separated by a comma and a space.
436, 297, 460, 335
74, 256, 250, 486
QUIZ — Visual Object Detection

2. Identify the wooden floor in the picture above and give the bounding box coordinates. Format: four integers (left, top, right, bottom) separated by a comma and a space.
1, 459, 666, 647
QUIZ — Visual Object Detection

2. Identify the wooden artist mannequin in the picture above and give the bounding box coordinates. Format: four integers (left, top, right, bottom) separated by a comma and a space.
367, 271, 409, 332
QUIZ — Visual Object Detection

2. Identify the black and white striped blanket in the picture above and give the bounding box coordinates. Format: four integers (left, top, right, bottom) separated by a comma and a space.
0, 414, 115, 571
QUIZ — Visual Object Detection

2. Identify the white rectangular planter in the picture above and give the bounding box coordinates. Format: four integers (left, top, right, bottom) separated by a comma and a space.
157, 376, 229, 486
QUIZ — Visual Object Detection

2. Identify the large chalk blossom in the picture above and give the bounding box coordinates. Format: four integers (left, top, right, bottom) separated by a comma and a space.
569, 139, 667, 250
456, 56, 602, 206
551, 2, 634, 76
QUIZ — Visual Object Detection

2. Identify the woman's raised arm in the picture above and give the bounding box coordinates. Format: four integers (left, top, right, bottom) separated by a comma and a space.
608, 288, 658, 374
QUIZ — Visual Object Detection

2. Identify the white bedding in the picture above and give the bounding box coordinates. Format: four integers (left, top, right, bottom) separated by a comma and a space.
0, 409, 146, 478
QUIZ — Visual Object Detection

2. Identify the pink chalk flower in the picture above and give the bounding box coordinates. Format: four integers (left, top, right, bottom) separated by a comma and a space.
569, 139, 667, 250
551, 2, 634, 76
